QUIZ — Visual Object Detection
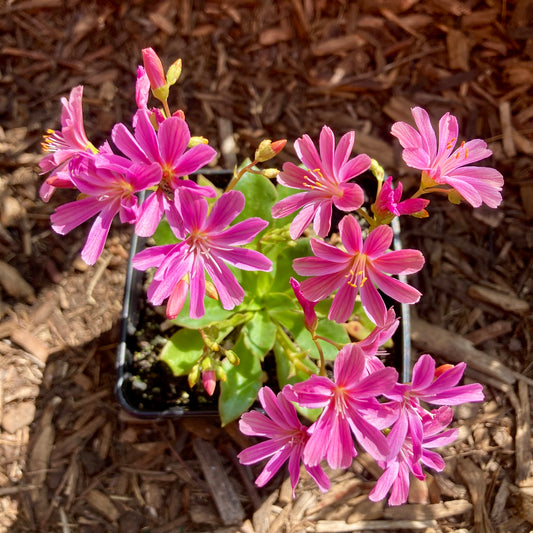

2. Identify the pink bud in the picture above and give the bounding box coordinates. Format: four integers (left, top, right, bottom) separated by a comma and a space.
290, 277, 317, 333
142, 48, 166, 90
202, 370, 216, 396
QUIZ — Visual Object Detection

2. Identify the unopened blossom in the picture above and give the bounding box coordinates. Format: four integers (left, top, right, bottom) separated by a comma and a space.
290, 277, 318, 333
369, 406, 458, 506
286, 343, 397, 469
271, 126, 371, 239
238, 386, 330, 495
391, 107, 504, 208
111, 109, 217, 236
372, 176, 429, 223
50, 152, 161, 265
132, 189, 272, 319
142, 47, 169, 100
40, 85, 96, 201
293, 214, 424, 326
202, 370, 216, 397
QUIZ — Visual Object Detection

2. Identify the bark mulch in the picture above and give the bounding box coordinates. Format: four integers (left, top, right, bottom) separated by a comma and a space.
1, 0, 532, 531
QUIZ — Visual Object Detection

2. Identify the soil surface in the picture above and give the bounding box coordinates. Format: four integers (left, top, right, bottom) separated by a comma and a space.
1, 1, 532, 532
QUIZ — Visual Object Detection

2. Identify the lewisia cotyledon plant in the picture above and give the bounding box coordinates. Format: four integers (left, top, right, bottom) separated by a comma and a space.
40, 47, 496, 506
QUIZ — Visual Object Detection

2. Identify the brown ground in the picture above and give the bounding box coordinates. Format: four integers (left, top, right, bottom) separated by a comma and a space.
1, 0, 533, 531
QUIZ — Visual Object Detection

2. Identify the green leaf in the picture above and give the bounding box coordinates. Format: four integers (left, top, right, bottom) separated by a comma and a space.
153, 219, 179, 246
265, 292, 297, 314
295, 318, 349, 361
269, 237, 312, 293
242, 310, 276, 360
273, 339, 321, 422
271, 302, 349, 362
271, 183, 301, 229
160, 328, 204, 376
219, 332, 263, 425
233, 171, 276, 228
172, 296, 236, 329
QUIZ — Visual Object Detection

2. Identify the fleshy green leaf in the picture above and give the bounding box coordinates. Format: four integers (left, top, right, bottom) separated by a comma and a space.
271, 183, 301, 229
242, 310, 276, 360
233, 171, 276, 228
160, 328, 204, 376
172, 295, 236, 329
273, 336, 321, 422
153, 219, 179, 246
269, 237, 312, 293
219, 332, 263, 425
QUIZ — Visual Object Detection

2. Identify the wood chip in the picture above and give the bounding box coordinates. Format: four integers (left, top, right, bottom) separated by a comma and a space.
457, 458, 495, 533
192, 437, 245, 526
85, 489, 120, 522
0, 260, 35, 302
464, 320, 513, 345
311, 35, 366, 56
10, 328, 49, 363
446, 29, 470, 71
1, 400, 35, 433
499, 100, 517, 157
383, 499, 472, 520
467, 284, 530, 315
411, 318, 517, 385
314, 519, 439, 531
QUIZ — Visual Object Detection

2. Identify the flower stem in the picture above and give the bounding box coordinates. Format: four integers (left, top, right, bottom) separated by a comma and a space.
312, 336, 327, 376
163, 100, 172, 119
226, 161, 257, 191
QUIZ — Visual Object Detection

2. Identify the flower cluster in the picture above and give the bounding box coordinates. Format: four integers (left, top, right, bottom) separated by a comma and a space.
41, 47, 501, 506
240, 347, 483, 504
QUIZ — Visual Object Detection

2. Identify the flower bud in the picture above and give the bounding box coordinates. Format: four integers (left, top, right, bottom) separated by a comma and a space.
202, 369, 216, 396
205, 279, 219, 301
142, 48, 169, 102
166, 58, 182, 86
188, 363, 200, 388
254, 139, 287, 162
189, 136, 209, 148
289, 277, 317, 334
224, 350, 240, 366
215, 365, 227, 382
262, 168, 280, 179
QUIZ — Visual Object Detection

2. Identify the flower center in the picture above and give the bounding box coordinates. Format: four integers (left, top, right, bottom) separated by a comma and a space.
345, 253, 368, 289
160, 165, 176, 200
301, 168, 335, 192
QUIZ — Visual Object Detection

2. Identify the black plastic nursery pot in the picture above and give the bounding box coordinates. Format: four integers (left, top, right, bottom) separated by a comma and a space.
115, 173, 412, 420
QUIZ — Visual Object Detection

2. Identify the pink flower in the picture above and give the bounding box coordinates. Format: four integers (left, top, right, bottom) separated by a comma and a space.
111, 110, 217, 236
369, 406, 458, 506
356, 307, 399, 374
391, 107, 504, 208
384, 354, 484, 463
39, 85, 96, 201
293, 214, 424, 326
271, 126, 371, 239
289, 277, 318, 333
238, 387, 330, 495
286, 344, 397, 469
50, 152, 161, 265
373, 176, 429, 222
132, 189, 272, 319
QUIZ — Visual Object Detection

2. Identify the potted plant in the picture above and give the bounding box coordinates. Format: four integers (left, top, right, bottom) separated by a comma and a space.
39, 47, 503, 505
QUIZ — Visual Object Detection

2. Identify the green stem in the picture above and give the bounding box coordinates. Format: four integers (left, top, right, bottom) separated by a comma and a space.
226, 161, 257, 191
163, 100, 172, 119
312, 336, 327, 376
